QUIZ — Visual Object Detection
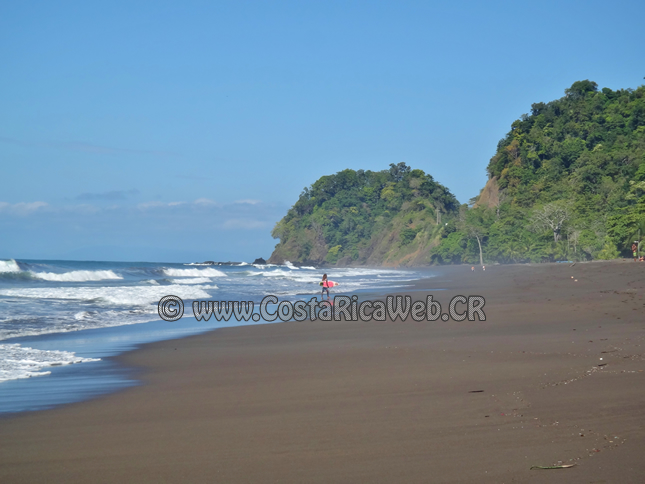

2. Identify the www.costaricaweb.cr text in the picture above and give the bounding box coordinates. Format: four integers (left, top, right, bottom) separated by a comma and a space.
157, 295, 486, 323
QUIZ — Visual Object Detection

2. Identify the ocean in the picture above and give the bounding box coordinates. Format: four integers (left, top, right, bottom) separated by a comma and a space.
0, 259, 430, 413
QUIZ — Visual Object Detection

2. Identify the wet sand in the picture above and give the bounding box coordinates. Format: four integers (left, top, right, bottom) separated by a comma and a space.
1, 261, 644, 483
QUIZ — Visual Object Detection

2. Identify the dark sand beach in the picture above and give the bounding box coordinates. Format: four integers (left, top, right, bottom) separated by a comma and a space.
1, 261, 644, 483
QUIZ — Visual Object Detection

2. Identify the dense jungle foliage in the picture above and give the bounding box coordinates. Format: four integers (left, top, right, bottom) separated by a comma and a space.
269, 163, 459, 265
434, 80, 645, 264
271, 80, 645, 265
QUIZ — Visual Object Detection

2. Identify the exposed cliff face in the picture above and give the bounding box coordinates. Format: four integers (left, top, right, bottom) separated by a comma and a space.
473, 176, 500, 209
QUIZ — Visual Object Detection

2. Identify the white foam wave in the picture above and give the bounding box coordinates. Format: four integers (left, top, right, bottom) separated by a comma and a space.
0, 343, 100, 382
0, 259, 21, 273
251, 269, 321, 283
237, 262, 249, 266
284, 261, 299, 270
0, 310, 162, 342
301, 266, 317, 270
0, 284, 218, 307
170, 277, 212, 285
31, 269, 123, 282
252, 264, 277, 269
163, 267, 226, 277
336, 268, 409, 277
249, 269, 288, 277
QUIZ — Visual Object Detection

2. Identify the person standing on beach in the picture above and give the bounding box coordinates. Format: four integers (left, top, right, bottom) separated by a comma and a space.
321, 274, 336, 300
321, 274, 329, 299
632, 242, 638, 261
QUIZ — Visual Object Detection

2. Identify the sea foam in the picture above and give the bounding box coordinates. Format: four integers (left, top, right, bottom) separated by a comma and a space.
162, 267, 227, 277
31, 270, 123, 282
170, 277, 212, 285
0, 343, 100, 382
0, 284, 217, 307
0, 259, 22, 273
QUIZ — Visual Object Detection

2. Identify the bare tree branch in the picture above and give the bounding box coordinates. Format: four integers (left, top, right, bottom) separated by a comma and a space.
530, 202, 571, 243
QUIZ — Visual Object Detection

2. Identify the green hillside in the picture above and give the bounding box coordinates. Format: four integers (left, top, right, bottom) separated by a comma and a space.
438, 80, 645, 264
270, 80, 645, 266
269, 164, 459, 265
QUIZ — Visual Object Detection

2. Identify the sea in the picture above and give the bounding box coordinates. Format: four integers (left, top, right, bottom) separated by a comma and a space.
0, 258, 431, 414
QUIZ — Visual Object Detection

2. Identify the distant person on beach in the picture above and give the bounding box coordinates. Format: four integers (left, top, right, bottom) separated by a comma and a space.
482, 265, 486, 271
321, 274, 337, 299
321, 274, 330, 299
471, 266, 474, 272
632, 242, 638, 261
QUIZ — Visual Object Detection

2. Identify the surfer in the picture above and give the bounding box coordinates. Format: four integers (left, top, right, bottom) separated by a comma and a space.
320, 273, 337, 300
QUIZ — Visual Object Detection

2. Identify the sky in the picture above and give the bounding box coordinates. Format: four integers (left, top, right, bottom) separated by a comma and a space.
1, 0, 644, 262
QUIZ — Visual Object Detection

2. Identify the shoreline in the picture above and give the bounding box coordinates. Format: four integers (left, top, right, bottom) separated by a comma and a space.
0, 267, 435, 415
1, 261, 644, 482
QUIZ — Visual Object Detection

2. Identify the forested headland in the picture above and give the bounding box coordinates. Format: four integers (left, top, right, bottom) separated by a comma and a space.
269, 80, 645, 266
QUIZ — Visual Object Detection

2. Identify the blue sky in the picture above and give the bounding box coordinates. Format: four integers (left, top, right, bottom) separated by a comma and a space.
1, 0, 644, 262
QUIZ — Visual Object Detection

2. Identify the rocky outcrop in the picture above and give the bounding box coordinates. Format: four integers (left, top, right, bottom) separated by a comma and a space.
474, 176, 500, 209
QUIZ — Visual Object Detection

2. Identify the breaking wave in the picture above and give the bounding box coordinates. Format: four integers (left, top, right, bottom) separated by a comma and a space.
0, 259, 22, 273
162, 267, 227, 278
0, 284, 217, 307
32, 270, 123, 282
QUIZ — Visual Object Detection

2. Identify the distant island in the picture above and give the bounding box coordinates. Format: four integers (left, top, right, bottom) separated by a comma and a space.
269, 80, 645, 266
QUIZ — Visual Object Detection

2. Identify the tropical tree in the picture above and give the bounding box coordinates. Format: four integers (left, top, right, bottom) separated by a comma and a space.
463, 207, 491, 265
530, 201, 571, 243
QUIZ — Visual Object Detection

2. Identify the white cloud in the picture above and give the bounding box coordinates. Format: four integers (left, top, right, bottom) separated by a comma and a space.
137, 201, 165, 210
0, 201, 48, 215
193, 198, 219, 206
137, 201, 186, 210
0, 198, 284, 230
65, 203, 100, 214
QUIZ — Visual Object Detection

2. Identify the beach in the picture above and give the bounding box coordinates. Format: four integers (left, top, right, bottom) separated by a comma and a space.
1, 261, 644, 483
